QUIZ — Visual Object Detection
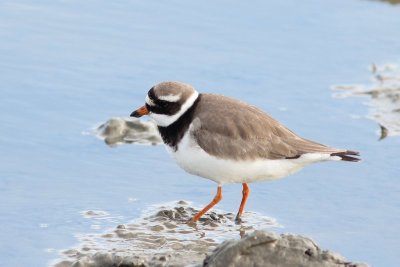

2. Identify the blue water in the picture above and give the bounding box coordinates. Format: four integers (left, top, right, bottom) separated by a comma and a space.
1, 0, 400, 266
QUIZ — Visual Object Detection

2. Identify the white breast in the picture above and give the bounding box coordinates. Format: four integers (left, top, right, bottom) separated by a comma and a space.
165, 123, 337, 185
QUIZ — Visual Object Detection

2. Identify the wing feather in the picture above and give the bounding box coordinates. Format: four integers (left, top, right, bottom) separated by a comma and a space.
191, 94, 345, 161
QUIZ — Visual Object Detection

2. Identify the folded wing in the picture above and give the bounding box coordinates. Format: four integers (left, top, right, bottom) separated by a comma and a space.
192, 94, 359, 161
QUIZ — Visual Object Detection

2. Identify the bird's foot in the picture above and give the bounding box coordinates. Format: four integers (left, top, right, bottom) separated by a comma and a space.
186, 218, 197, 228
235, 214, 243, 225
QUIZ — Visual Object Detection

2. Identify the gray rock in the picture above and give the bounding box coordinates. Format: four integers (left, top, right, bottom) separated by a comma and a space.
204, 231, 368, 267
95, 117, 162, 146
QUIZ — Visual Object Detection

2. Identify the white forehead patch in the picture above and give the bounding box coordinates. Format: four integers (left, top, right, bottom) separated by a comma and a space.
145, 95, 155, 106
158, 93, 181, 102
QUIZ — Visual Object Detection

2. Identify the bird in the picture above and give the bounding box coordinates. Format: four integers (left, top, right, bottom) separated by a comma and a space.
130, 81, 360, 223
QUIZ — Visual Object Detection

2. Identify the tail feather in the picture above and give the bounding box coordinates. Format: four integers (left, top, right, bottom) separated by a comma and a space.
331, 150, 360, 162
285, 137, 361, 162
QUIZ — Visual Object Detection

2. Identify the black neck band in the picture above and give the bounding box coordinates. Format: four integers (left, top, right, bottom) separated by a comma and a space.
157, 94, 202, 151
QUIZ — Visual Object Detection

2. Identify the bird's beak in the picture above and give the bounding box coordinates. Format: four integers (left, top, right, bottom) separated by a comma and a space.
130, 105, 149, 117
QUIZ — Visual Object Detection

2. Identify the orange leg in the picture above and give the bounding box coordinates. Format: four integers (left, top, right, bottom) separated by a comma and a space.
191, 186, 222, 222
236, 183, 250, 222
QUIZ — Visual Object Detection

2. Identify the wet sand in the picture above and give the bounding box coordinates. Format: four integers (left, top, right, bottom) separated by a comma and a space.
53, 201, 367, 267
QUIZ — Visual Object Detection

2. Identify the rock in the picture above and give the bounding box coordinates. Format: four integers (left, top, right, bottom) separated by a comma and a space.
95, 117, 162, 146
333, 63, 400, 140
204, 231, 369, 267
69, 253, 149, 267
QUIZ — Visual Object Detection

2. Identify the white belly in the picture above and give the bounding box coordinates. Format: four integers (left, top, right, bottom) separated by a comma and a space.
165, 128, 336, 185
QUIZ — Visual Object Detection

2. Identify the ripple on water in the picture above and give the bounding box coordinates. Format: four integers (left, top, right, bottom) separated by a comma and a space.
332, 63, 400, 140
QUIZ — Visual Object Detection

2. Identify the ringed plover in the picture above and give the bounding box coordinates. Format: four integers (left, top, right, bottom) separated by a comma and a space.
130, 81, 360, 223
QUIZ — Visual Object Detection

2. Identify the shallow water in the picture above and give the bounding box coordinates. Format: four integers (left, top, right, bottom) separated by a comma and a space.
1, 1, 400, 266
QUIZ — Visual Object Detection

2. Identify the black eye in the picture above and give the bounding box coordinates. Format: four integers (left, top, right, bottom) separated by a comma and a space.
159, 101, 171, 108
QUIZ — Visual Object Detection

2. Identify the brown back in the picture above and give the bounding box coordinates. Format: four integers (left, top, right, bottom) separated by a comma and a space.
191, 94, 345, 161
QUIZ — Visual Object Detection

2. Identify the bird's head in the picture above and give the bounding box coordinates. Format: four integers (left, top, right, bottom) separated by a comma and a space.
130, 81, 199, 127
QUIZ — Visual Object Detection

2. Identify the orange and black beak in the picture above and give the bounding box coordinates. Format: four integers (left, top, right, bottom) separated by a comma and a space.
130, 105, 149, 118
